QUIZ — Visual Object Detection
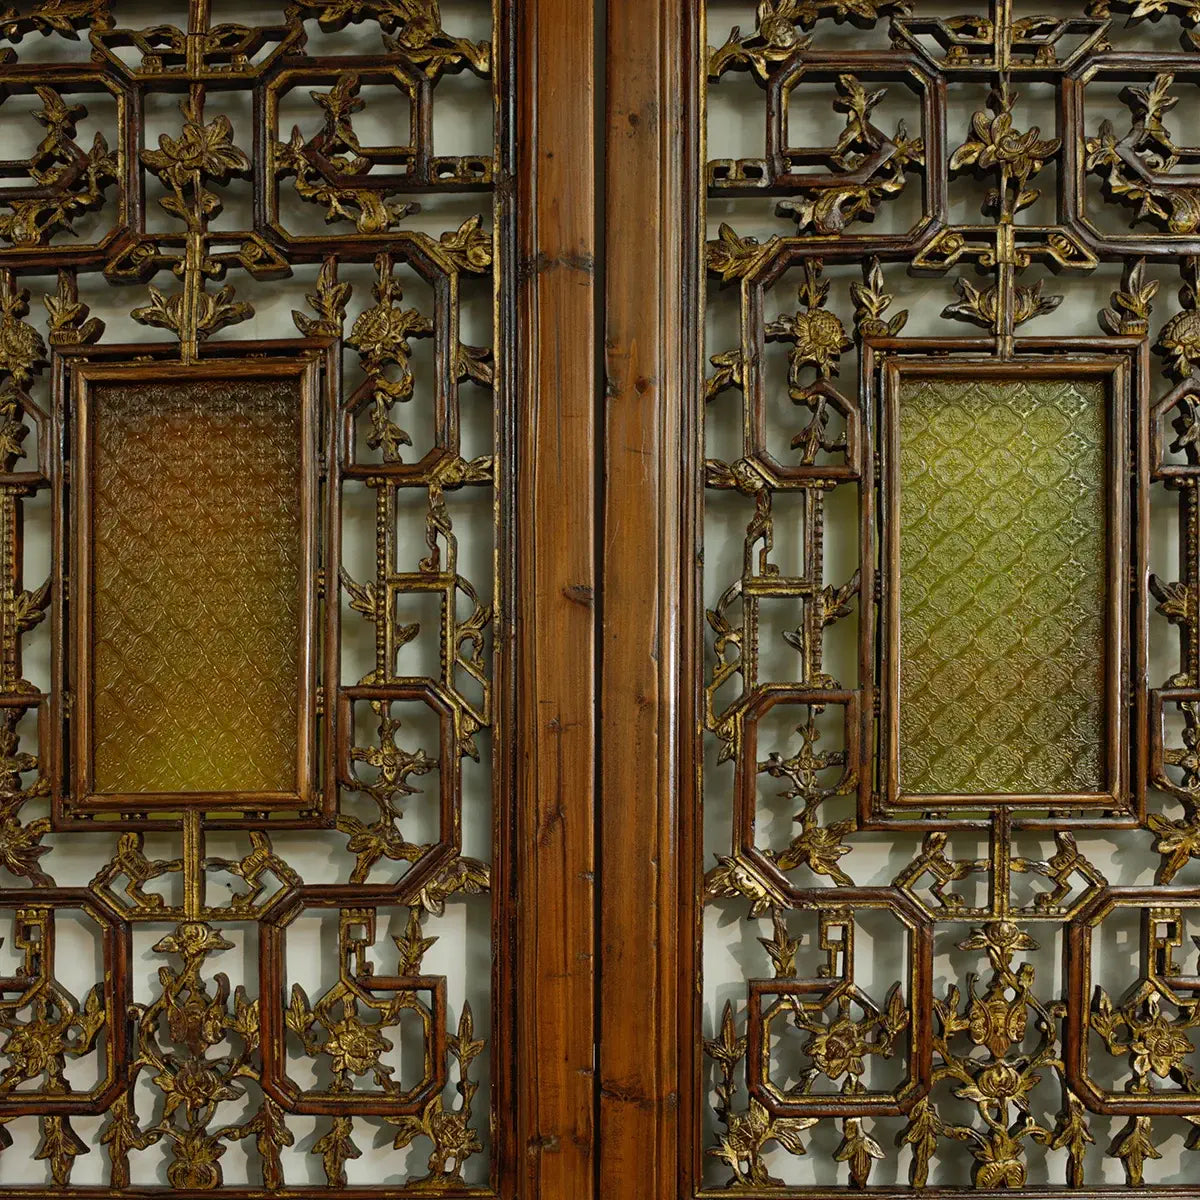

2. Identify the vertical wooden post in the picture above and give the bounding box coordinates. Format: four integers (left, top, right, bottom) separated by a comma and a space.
600, 0, 700, 1195
514, 0, 598, 1195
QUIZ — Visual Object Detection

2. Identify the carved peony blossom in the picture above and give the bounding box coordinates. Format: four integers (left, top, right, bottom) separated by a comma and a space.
1130, 995, 1194, 1079
804, 1015, 868, 1079
1160, 309, 1200, 379
325, 1016, 393, 1077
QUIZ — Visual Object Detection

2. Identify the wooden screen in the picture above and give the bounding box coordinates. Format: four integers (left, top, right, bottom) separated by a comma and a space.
665, 0, 1200, 1195
12, 1, 1200, 1198
0, 0, 599, 1195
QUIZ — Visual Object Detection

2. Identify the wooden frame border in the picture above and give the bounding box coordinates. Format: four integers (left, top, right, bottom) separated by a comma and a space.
63, 355, 323, 813
876, 354, 1138, 812
858, 335, 1152, 836
47, 339, 342, 830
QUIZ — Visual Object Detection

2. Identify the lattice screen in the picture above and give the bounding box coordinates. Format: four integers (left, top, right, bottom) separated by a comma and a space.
0, 0, 507, 1190
699, 0, 1200, 1191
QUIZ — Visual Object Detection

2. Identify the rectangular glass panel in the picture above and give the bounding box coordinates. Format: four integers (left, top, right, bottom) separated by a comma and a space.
896, 376, 1108, 796
88, 378, 303, 794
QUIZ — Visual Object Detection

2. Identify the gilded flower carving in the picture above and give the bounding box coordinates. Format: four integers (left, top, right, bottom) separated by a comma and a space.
899, 923, 1068, 1187
770, 307, 850, 380
325, 1016, 393, 1077
0, 276, 46, 388
2, 1021, 65, 1081
347, 255, 435, 461
804, 1016, 868, 1079
142, 100, 249, 194
163, 1059, 241, 1121
1160, 307, 1200, 379
1131, 1003, 1195, 1079
950, 87, 1060, 216
766, 261, 853, 422
1092, 983, 1200, 1092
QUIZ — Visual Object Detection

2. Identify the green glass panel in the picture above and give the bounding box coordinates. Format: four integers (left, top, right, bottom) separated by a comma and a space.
896, 377, 1108, 796
89, 379, 303, 794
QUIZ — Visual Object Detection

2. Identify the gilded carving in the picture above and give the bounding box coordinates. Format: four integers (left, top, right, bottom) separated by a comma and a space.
0, 0, 503, 1188
699, 1, 1200, 1191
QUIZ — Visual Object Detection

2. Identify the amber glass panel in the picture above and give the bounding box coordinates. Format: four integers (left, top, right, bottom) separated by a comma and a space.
896, 377, 1108, 796
88, 379, 303, 794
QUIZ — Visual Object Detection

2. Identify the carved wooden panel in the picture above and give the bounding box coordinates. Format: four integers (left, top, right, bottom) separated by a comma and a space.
695, 1, 1200, 1193
0, 0, 549, 1192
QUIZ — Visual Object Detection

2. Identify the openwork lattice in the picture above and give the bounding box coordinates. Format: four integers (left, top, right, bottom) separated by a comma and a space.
699, 0, 1200, 1191
0, 0, 508, 1191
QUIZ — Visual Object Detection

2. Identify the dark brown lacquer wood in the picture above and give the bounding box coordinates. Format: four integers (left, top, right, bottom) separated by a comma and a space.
595, 0, 1200, 1196
0, 0, 595, 1195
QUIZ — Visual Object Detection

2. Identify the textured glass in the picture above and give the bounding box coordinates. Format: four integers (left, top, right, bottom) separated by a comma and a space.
89, 379, 303, 794
897, 377, 1108, 796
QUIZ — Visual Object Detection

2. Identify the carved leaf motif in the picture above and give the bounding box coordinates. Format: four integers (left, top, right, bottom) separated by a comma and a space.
340, 568, 379, 622
1111, 1116, 1162, 1186
448, 1001, 485, 1069
285, 984, 316, 1038
293, 257, 351, 336
707, 223, 763, 281
1151, 575, 1194, 624
34, 1115, 87, 1186
130, 285, 183, 335
1049, 1094, 1095, 1188
99, 1094, 160, 1190
394, 907, 438, 974
43, 275, 102, 346
817, 569, 860, 628
1100, 258, 1158, 335
758, 912, 801, 978
413, 853, 491, 916
312, 1116, 361, 1186
704, 1000, 748, 1069
224, 1100, 294, 1190
900, 1097, 939, 1187
835, 1117, 885, 1188
437, 215, 493, 273
851, 257, 908, 339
